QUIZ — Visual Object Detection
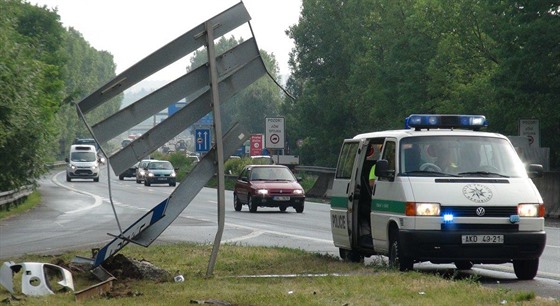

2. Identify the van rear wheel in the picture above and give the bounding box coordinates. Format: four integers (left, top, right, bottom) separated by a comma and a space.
513, 258, 539, 280
339, 248, 364, 263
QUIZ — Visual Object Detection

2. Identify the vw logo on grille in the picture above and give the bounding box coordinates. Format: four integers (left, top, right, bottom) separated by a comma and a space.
476, 207, 486, 216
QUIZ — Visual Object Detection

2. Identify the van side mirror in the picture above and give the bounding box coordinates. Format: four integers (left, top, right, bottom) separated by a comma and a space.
527, 164, 543, 178
375, 159, 395, 181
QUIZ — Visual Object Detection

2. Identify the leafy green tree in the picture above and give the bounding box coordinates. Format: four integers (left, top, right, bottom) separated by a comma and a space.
0, 0, 65, 190
55, 28, 120, 160
0, 0, 122, 190
288, 0, 559, 169
480, 0, 560, 167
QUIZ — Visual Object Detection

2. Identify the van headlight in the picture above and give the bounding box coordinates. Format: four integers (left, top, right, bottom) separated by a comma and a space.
406, 202, 441, 216
518, 203, 544, 217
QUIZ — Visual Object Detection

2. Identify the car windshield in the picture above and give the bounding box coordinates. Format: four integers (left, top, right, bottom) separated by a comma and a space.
148, 162, 173, 170
399, 135, 526, 178
250, 167, 295, 181
70, 152, 96, 162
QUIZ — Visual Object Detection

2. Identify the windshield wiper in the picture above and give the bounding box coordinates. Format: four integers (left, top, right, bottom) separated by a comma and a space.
458, 171, 509, 178
403, 171, 460, 177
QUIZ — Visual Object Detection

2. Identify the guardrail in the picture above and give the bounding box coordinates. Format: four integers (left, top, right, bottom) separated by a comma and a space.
0, 185, 33, 211
0, 162, 65, 212
294, 166, 336, 198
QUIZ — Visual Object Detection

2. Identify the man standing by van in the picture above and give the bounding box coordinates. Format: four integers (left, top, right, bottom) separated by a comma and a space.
368, 143, 383, 189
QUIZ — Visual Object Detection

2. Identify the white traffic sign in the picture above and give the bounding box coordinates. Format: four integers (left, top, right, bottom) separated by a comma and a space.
265, 117, 285, 149
519, 119, 540, 147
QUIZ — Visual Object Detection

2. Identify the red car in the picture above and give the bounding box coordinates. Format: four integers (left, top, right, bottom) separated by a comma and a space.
233, 165, 305, 213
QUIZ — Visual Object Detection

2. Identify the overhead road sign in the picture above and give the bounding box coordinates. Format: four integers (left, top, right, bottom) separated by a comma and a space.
168, 101, 187, 116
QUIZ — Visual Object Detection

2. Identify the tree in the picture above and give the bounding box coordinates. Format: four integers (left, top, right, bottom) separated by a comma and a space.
287, 0, 560, 168
0, 0, 65, 190
481, 0, 560, 167
0, 0, 122, 190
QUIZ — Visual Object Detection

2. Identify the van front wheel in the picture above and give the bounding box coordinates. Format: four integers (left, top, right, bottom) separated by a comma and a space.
389, 234, 413, 271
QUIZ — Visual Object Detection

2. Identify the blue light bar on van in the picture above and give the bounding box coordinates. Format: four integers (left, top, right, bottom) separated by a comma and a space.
405, 114, 488, 130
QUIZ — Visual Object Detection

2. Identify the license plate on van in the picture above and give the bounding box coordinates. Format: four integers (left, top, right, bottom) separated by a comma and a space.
462, 235, 504, 244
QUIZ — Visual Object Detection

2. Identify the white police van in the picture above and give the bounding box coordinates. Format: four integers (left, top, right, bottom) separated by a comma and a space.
330, 114, 546, 280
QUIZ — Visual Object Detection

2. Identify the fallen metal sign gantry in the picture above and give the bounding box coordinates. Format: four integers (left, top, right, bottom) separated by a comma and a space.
71, 2, 265, 274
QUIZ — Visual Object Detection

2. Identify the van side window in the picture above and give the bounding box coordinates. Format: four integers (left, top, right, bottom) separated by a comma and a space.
382, 141, 396, 173
336, 142, 359, 179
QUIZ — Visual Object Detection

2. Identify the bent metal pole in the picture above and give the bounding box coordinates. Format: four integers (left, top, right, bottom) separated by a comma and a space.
206, 20, 226, 277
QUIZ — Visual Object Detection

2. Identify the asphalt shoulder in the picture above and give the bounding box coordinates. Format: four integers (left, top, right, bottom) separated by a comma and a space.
546, 217, 560, 228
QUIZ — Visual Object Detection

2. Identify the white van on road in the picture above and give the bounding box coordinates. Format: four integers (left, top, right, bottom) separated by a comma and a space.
330, 114, 546, 280
65, 144, 100, 182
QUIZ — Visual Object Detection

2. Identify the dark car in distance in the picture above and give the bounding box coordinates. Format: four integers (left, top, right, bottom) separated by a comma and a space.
119, 162, 139, 180
233, 165, 305, 213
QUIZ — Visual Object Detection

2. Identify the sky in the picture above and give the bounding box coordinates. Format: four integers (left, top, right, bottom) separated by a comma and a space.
31, 0, 302, 91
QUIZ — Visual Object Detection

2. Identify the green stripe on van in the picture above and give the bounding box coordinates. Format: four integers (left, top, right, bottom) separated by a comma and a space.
371, 199, 406, 214
330, 196, 347, 209
331, 197, 405, 214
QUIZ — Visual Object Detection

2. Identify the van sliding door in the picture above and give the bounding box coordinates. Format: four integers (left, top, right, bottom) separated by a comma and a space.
330, 139, 368, 249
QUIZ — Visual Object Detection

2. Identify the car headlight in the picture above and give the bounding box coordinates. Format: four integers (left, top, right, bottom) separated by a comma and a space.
257, 189, 268, 195
406, 202, 441, 216
171, 172, 176, 177
139, 170, 145, 175
518, 203, 544, 217
293, 189, 304, 195
148, 172, 154, 177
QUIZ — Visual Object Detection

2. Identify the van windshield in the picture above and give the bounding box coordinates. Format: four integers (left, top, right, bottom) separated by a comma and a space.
71, 152, 96, 162
399, 136, 526, 178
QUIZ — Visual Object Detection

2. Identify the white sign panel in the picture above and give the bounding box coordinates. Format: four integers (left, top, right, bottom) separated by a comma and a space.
265, 117, 285, 149
519, 119, 540, 147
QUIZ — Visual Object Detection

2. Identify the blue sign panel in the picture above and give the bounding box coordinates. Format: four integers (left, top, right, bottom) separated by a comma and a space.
168, 101, 187, 116
197, 113, 214, 126
195, 128, 211, 152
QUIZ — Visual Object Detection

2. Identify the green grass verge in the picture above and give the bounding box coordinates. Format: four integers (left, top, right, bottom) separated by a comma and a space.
0, 243, 553, 305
